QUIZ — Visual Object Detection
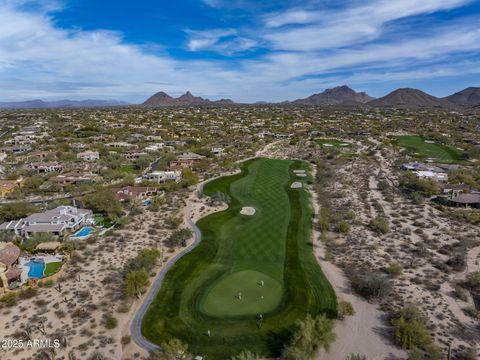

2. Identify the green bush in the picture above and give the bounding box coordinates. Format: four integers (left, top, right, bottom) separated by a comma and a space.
352, 272, 392, 300
465, 271, 480, 292
368, 217, 390, 234
392, 306, 432, 350
104, 314, 118, 329
337, 300, 355, 319
388, 262, 403, 277
0, 292, 17, 307
166, 228, 193, 248
335, 220, 351, 234
18, 287, 38, 299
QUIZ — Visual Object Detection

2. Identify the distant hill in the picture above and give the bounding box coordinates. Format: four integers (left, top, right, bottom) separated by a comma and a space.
292, 85, 374, 105
0, 99, 129, 109
142, 91, 236, 107
444, 87, 480, 107
367, 88, 454, 108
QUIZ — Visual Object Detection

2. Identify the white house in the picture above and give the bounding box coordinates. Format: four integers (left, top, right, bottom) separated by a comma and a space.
77, 151, 100, 161
141, 171, 182, 183
0, 206, 93, 238
145, 143, 164, 152
414, 171, 448, 182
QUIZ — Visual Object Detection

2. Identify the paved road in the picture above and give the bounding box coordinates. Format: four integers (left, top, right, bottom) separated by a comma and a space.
130, 217, 202, 354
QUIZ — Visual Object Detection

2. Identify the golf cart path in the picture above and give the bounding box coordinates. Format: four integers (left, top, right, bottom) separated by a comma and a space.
309, 166, 406, 360
130, 171, 237, 354
130, 216, 202, 353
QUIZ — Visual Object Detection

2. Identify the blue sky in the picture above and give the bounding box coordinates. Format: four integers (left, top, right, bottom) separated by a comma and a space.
1, 0, 480, 103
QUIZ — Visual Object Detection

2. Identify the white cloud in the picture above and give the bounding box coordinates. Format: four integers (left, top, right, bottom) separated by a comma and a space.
0, 0, 479, 103
262, 0, 473, 50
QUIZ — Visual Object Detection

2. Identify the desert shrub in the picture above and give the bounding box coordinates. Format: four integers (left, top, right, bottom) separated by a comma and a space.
121, 335, 131, 346
123, 248, 160, 274
392, 306, 433, 351
335, 220, 351, 234
399, 173, 440, 196
368, 217, 390, 234
18, 287, 38, 299
388, 262, 403, 277
166, 228, 193, 248
0, 292, 17, 307
282, 314, 336, 360
337, 300, 355, 319
352, 272, 392, 300
103, 314, 118, 329
465, 271, 480, 292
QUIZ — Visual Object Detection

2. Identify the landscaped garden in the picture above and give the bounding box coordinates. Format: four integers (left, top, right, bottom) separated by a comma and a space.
141, 157, 336, 358
393, 135, 465, 163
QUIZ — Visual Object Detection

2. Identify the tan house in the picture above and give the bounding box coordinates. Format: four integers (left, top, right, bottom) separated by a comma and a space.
0, 243, 22, 291
77, 151, 99, 161
0, 179, 22, 198
169, 152, 205, 169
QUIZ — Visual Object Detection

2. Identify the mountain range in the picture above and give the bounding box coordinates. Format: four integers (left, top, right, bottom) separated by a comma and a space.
1, 86, 480, 109
0, 99, 129, 109
291, 85, 374, 105
142, 91, 235, 107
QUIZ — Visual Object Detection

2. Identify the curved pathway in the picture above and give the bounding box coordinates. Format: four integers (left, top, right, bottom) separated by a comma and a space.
130, 217, 202, 353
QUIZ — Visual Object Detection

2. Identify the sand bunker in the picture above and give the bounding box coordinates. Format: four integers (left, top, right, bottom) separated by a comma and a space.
291, 182, 302, 189
293, 170, 306, 174
322, 143, 334, 147
240, 207, 256, 216
296, 173, 307, 177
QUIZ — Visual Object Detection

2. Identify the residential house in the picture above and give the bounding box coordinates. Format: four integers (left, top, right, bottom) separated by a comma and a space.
145, 143, 164, 152
50, 171, 101, 189
141, 171, 182, 183
169, 152, 205, 169
0, 180, 22, 198
115, 186, 163, 202
0, 243, 22, 290
0, 152, 7, 162
414, 171, 448, 182
77, 151, 100, 161
211, 147, 224, 156
146, 135, 163, 142
123, 150, 148, 160
26, 162, 64, 174
0, 206, 93, 238
449, 193, 480, 208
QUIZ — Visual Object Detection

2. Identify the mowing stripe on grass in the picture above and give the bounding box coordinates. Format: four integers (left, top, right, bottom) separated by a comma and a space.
141, 158, 336, 359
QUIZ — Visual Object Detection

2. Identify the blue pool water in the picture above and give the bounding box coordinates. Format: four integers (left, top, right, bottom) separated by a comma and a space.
26, 260, 45, 279
73, 227, 94, 237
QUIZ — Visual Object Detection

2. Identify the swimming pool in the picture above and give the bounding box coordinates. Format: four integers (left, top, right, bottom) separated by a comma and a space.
72, 226, 94, 237
26, 260, 45, 279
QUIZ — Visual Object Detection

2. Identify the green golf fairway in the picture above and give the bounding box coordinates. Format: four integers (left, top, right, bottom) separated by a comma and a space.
315, 138, 351, 147
200, 270, 282, 317
142, 157, 336, 359
394, 135, 465, 163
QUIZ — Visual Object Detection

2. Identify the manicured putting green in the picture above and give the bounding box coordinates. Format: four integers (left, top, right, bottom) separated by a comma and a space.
315, 138, 351, 147
142, 158, 336, 359
394, 135, 464, 163
201, 270, 282, 317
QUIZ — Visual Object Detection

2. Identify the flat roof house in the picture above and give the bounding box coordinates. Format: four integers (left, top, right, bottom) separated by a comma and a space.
77, 151, 99, 161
